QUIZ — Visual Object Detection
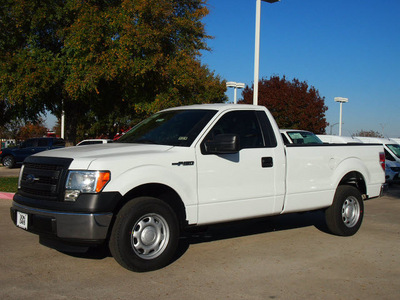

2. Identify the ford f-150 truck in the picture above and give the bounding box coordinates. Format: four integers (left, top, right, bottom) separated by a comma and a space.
10, 104, 385, 272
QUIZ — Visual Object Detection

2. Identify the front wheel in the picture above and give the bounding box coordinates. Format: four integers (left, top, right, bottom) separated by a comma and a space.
325, 185, 364, 236
2, 155, 15, 168
109, 197, 179, 272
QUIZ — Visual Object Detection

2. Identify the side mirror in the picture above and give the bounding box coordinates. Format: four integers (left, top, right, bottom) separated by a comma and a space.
204, 134, 240, 154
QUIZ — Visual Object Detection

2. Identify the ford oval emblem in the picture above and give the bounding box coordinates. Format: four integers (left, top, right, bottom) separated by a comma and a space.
26, 174, 38, 184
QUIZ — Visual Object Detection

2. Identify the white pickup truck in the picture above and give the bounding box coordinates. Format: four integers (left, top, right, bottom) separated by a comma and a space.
11, 104, 385, 272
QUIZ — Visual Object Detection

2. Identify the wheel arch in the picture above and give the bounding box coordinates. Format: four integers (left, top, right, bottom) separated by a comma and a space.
337, 171, 367, 198
113, 183, 187, 230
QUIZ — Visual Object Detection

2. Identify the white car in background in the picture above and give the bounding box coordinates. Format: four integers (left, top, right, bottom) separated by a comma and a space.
280, 129, 323, 145
355, 137, 400, 184
76, 139, 113, 146
389, 138, 400, 145
317, 134, 362, 144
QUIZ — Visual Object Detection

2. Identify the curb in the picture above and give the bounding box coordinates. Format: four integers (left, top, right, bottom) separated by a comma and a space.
0, 192, 14, 200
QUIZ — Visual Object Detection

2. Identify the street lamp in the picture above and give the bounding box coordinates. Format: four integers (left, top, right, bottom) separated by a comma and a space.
329, 122, 339, 135
61, 99, 65, 139
253, 0, 280, 105
226, 81, 245, 104
334, 97, 348, 136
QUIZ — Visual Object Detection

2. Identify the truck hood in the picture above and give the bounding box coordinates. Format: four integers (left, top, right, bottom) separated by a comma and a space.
33, 143, 174, 169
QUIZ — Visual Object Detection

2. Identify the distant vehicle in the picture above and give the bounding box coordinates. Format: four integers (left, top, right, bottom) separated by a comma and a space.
355, 137, 400, 183
113, 129, 130, 141
280, 129, 323, 145
0, 137, 65, 168
385, 160, 400, 183
389, 138, 400, 145
355, 137, 400, 164
0, 139, 16, 149
76, 139, 113, 146
317, 135, 362, 144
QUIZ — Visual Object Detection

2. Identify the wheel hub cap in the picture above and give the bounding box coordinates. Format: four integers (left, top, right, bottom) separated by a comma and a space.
141, 227, 157, 245
131, 214, 170, 260
342, 197, 360, 228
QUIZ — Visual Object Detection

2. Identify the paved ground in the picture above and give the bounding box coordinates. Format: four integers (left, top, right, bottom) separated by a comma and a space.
1, 185, 399, 299
0, 166, 20, 178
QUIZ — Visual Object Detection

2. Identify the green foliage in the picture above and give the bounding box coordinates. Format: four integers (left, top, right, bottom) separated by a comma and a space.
0, 0, 227, 143
241, 75, 328, 134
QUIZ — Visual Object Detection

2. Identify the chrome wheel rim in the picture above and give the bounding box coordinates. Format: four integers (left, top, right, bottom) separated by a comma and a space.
342, 196, 360, 228
131, 213, 169, 260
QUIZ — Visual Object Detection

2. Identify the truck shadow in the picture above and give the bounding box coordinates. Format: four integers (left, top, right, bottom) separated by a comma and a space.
182, 210, 328, 245
65, 210, 329, 262
174, 210, 329, 262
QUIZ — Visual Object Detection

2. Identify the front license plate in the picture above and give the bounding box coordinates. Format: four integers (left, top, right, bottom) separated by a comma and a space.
16, 211, 28, 230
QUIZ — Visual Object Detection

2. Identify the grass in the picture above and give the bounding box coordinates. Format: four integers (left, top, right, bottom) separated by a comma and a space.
0, 177, 18, 193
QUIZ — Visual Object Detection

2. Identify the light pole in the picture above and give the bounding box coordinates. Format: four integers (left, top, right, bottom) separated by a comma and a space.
334, 97, 348, 136
61, 100, 65, 139
253, 0, 280, 105
226, 81, 245, 104
329, 122, 339, 135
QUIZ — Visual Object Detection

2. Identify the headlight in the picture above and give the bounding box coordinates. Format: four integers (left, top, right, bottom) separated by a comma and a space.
65, 171, 110, 201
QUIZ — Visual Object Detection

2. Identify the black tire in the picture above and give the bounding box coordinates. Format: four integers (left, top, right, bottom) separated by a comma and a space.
109, 197, 180, 272
325, 185, 364, 236
2, 155, 15, 168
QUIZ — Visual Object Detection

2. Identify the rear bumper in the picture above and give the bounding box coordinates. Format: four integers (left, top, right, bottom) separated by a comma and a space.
10, 202, 113, 242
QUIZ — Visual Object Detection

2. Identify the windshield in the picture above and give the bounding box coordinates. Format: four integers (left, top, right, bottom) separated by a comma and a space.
117, 109, 216, 147
286, 131, 323, 145
386, 144, 400, 159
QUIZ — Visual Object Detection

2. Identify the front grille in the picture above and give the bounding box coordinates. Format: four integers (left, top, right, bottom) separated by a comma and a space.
19, 157, 73, 201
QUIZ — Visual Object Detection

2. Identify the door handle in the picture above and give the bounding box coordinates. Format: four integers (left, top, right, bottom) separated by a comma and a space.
262, 157, 273, 168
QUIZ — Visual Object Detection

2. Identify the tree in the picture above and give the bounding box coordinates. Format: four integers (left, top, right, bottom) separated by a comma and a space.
17, 120, 48, 141
0, 0, 227, 143
0, 119, 23, 140
354, 130, 383, 138
241, 76, 328, 134
0, 118, 47, 141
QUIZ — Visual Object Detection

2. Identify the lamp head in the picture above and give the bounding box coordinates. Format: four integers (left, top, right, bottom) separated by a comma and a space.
334, 97, 349, 103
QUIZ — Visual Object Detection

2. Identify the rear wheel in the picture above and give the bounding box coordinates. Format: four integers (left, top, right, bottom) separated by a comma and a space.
109, 197, 179, 272
2, 155, 15, 168
325, 185, 364, 236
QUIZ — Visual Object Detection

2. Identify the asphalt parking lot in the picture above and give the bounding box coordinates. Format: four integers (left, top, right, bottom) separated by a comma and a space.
0, 182, 399, 299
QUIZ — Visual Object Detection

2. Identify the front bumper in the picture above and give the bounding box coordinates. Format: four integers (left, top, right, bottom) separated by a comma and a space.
10, 202, 113, 242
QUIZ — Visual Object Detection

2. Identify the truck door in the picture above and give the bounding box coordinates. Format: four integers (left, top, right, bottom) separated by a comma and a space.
195, 110, 286, 224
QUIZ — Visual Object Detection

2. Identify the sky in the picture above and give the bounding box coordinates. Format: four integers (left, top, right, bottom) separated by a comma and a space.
45, 0, 400, 137
200, 0, 400, 137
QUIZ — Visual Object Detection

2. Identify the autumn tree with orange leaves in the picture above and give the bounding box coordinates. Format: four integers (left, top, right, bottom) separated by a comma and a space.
241, 76, 328, 134
0, 0, 226, 143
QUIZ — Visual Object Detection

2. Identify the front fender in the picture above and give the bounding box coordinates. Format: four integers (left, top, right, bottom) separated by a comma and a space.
103, 164, 197, 219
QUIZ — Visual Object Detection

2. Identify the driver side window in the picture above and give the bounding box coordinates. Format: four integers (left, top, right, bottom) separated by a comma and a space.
203, 111, 264, 150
